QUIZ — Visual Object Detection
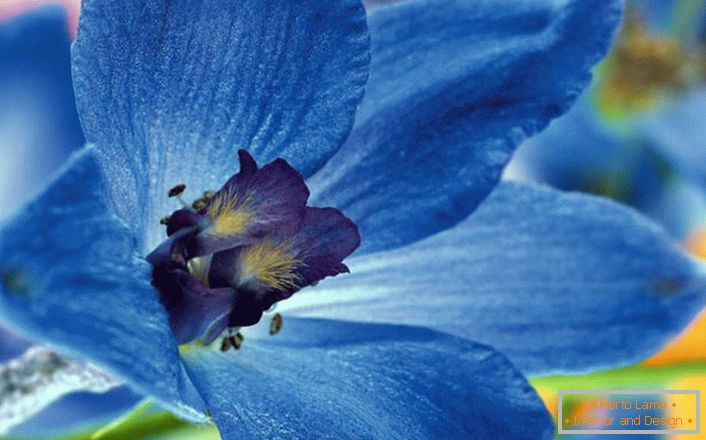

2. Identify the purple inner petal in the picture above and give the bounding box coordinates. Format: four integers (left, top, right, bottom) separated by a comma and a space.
209, 207, 360, 327
191, 150, 310, 256
147, 152, 360, 344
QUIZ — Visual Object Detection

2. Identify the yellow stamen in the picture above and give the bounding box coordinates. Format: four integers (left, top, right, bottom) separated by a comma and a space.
207, 191, 255, 237
238, 240, 305, 292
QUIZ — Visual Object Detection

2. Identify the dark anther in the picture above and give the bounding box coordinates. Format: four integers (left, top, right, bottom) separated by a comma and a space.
192, 199, 208, 211
270, 313, 283, 335
220, 337, 232, 352
191, 191, 215, 211
168, 184, 187, 198
160, 216, 170, 225
219, 332, 244, 352
231, 332, 244, 350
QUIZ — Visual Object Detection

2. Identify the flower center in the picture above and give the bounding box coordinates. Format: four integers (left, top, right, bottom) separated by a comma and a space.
146, 150, 361, 349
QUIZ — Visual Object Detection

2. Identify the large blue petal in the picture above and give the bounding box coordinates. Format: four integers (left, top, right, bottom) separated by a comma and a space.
0, 7, 83, 219
283, 182, 706, 376
0, 149, 205, 421
72, 0, 369, 250
183, 318, 554, 439
362, 0, 396, 10
308, 0, 622, 255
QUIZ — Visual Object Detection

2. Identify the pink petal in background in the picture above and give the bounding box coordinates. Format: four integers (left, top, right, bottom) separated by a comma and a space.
0, 0, 80, 37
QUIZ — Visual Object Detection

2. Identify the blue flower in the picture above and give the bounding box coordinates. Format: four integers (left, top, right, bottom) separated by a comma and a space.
0, 0, 703, 437
508, 0, 706, 239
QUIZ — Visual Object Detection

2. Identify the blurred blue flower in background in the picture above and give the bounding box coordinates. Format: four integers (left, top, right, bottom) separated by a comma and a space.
0, 5, 140, 436
0, 3, 75, 368
0, 0, 705, 438
0, 0, 80, 375
506, 0, 706, 242
0, 5, 83, 220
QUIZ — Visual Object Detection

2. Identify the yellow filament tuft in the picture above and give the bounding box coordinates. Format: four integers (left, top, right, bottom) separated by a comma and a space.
207, 191, 255, 237
238, 240, 305, 292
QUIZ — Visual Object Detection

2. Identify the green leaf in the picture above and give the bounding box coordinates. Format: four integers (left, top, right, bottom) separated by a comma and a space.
532, 362, 706, 391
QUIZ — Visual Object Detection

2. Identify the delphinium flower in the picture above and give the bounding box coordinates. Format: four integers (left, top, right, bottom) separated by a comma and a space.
0, 0, 704, 438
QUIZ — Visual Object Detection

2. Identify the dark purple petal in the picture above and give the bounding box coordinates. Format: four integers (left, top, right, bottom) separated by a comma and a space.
226, 290, 271, 328
166, 209, 203, 237
147, 227, 235, 344
206, 248, 273, 327
145, 227, 195, 269
236, 149, 257, 176
200, 314, 229, 346
192, 150, 309, 256
152, 266, 235, 344
209, 207, 360, 327
207, 248, 240, 289
292, 207, 360, 286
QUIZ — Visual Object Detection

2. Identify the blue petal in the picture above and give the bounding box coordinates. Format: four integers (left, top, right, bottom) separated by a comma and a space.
642, 87, 706, 192
628, 0, 677, 30
283, 183, 706, 376
11, 389, 141, 437
308, 0, 623, 255
0, 149, 205, 421
506, 93, 621, 190
0, 327, 30, 361
0, 10, 140, 431
0, 7, 83, 218
507, 92, 671, 211
182, 318, 554, 439
646, 179, 706, 240
72, 0, 369, 249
